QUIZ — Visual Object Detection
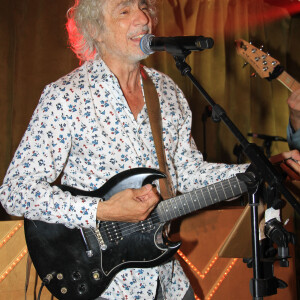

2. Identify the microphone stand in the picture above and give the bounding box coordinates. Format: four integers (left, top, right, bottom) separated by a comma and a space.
247, 133, 287, 159
169, 51, 300, 299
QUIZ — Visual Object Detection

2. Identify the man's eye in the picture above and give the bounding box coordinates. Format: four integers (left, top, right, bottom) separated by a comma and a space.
121, 9, 129, 15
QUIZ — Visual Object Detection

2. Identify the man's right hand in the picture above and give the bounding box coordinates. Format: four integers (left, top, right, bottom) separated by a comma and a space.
96, 184, 160, 222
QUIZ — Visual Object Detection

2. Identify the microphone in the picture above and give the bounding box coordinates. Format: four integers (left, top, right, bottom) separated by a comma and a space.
140, 34, 214, 55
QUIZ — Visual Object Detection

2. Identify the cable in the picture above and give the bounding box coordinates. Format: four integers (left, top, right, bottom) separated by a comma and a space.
37, 273, 54, 300
37, 282, 46, 300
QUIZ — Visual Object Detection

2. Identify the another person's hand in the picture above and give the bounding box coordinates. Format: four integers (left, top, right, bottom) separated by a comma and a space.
287, 89, 300, 131
270, 149, 300, 180
96, 184, 160, 222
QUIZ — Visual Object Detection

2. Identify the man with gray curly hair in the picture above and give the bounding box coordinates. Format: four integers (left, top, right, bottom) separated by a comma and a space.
67, 0, 158, 62
0, 0, 248, 299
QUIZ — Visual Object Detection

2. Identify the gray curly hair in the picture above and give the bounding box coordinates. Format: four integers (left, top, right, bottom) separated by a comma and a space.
66, 0, 158, 61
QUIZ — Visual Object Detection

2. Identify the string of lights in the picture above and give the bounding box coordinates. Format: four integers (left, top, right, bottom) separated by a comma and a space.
0, 222, 23, 249
0, 222, 27, 284
0, 246, 28, 284
0, 222, 239, 298
177, 249, 238, 299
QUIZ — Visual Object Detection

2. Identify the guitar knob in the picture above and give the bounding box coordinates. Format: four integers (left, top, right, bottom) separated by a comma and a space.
72, 271, 82, 280
92, 270, 101, 280
78, 283, 87, 295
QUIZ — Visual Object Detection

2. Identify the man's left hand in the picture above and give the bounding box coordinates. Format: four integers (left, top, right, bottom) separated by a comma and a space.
287, 88, 300, 131
270, 149, 300, 180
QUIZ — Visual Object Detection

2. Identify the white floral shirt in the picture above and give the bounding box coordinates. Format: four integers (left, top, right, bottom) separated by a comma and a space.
0, 59, 247, 299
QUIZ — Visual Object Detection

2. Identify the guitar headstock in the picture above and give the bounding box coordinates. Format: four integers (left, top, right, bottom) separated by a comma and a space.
235, 39, 281, 80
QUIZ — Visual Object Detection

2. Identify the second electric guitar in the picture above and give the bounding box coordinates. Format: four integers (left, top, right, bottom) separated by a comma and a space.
235, 39, 300, 91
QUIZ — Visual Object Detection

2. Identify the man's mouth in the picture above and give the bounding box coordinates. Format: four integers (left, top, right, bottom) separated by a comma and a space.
130, 33, 147, 41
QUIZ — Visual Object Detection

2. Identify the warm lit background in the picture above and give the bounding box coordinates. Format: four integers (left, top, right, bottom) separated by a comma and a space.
0, 0, 300, 299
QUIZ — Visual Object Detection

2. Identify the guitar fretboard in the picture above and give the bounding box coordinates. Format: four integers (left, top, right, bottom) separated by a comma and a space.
277, 71, 300, 92
154, 175, 247, 222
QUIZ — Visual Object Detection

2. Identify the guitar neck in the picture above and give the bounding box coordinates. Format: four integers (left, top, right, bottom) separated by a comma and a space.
155, 175, 248, 222
277, 71, 300, 92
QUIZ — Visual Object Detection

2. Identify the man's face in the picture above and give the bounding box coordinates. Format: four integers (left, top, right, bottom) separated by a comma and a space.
98, 0, 153, 64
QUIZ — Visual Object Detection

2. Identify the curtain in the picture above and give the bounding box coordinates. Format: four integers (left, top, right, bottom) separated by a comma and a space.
0, 0, 78, 219
147, 0, 300, 163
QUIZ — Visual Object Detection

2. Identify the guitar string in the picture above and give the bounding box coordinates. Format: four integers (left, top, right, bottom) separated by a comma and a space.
84, 178, 245, 238
84, 187, 245, 242
82, 178, 247, 240
84, 179, 245, 240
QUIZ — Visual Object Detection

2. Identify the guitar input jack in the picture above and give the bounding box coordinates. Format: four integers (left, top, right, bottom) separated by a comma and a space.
37, 272, 56, 300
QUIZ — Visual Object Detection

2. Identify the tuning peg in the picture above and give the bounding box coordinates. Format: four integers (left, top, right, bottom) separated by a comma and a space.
250, 72, 257, 78
260, 45, 264, 51
242, 62, 249, 68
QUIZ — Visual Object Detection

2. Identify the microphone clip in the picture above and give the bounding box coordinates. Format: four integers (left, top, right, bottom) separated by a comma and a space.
173, 54, 192, 76
264, 218, 295, 267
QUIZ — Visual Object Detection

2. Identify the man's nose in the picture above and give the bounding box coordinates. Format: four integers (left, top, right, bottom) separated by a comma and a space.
133, 7, 151, 26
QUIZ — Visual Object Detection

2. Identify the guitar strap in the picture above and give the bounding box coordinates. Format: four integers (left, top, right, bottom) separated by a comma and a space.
140, 66, 174, 200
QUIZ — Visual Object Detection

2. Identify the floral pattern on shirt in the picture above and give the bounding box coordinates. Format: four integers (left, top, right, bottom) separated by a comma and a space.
0, 59, 247, 299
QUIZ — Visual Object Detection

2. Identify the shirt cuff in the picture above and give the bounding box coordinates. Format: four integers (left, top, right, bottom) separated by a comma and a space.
287, 121, 300, 150
65, 195, 100, 229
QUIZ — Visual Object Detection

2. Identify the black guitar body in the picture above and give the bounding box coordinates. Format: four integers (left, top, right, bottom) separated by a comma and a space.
24, 168, 181, 300
25, 167, 248, 299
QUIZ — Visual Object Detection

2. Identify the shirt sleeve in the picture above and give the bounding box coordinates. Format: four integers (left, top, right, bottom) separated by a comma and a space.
0, 84, 100, 229
171, 86, 249, 194
286, 121, 300, 150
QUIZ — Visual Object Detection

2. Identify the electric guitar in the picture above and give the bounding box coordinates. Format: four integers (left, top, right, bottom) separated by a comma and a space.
24, 167, 250, 300
235, 39, 300, 91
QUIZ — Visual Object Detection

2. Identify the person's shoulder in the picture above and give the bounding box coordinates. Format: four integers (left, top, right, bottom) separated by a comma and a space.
38, 61, 94, 106
50, 61, 91, 90
50, 59, 113, 92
